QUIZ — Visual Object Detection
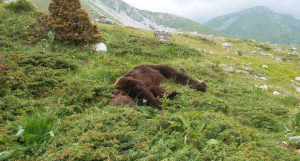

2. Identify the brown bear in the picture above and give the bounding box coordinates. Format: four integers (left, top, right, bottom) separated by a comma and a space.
110, 65, 207, 110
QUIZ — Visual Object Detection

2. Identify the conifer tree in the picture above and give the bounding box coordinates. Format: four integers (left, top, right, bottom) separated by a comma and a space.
26, 0, 101, 45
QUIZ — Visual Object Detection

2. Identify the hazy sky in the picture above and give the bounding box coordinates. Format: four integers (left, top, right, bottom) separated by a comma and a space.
122, 0, 300, 23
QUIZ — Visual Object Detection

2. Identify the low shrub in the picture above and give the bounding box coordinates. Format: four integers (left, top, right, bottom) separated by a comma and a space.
4, 0, 36, 12
25, 15, 51, 44
237, 50, 243, 56
255, 43, 272, 51
26, 0, 102, 45
0, 52, 77, 98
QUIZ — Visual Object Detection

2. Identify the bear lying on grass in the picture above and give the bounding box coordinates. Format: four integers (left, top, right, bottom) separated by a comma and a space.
110, 65, 207, 110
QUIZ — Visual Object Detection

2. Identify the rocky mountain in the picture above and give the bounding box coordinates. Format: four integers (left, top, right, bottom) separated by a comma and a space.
29, 0, 221, 35
205, 6, 300, 44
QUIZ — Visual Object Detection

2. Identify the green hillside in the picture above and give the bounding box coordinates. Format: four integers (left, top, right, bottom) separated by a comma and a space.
139, 11, 222, 36
206, 6, 300, 45
1, 3, 300, 160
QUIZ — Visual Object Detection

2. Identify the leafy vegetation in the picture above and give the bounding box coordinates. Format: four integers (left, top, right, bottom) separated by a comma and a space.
0, 3, 300, 160
0, 108, 60, 160
4, 0, 36, 12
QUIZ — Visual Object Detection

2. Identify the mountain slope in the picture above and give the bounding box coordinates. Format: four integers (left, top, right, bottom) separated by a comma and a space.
29, 0, 222, 35
205, 6, 300, 44
1, 3, 300, 160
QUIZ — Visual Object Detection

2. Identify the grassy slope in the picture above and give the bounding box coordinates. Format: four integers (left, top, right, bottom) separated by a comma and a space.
0, 4, 300, 160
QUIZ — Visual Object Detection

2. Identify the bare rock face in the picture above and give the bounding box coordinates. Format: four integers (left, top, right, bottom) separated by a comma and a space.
94, 43, 107, 53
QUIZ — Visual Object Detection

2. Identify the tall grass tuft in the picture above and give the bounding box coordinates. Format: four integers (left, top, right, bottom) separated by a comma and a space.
0, 108, 60, 160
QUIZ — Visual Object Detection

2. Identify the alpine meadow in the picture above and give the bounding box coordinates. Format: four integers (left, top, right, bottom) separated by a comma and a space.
0, 0, 300, 161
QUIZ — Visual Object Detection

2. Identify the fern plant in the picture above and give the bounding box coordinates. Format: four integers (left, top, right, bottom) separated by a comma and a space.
179, 114, 205, 144
168, 113, 206, 148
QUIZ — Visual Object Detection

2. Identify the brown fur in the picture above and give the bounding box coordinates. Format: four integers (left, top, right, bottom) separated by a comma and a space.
110, 65, 207, 110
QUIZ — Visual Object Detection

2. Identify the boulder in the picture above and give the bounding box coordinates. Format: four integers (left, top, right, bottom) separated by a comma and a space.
259, 77, 268, 81
221, 64, 235, 73
297, 87, 300, 92
235, 70, 249, 75
293, 51, 300, 55
275, 57, 283, 62
209, 51, 215, 55
289, 136, 300, 141
242, 66, 252, 71
222, 43, 232, 48
295, 77, 300, 81
273, 91, 281, 95
292, 47, 297, 51
262, 65, 269, 69
224, 66, 235, 73
259, 85, 268, 90
93, 43, 107, 53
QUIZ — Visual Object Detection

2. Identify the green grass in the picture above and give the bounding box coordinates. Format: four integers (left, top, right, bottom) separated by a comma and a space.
0, 4, 300, 160
0, 108, 60, 160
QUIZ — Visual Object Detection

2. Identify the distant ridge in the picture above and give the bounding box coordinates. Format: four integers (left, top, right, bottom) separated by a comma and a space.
29, 0, 222, 35
205, 6, 300, 44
